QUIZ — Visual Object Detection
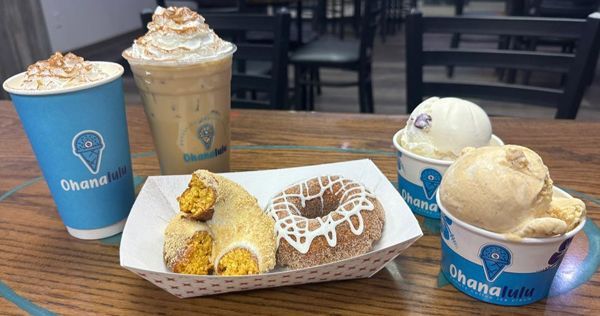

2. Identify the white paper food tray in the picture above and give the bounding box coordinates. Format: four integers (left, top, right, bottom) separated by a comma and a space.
120, 159, 423, 298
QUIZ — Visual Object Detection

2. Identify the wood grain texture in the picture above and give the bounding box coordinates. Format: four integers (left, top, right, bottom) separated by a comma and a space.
0, 100, 599, 315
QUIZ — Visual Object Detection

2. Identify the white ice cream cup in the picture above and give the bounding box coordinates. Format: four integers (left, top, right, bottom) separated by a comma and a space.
392, 129, 503, 218
436, 187, 586, 306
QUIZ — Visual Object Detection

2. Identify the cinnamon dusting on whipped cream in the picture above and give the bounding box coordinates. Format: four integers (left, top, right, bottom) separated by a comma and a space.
123, 6, 233, 63
20, 52, 108, 90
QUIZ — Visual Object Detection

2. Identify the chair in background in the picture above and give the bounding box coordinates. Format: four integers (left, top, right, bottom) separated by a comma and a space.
446, 0, 512, 78
379, 0, 404, 42
321, 0, 400, 41
203, 9, 291, 109
316, 0, 358, 38
522, 0, 600, 84
405, 11, 600, 119
291, 0, 383, 113
242, 0, 320, 50
530, 0, 600, 18
325, 0, 343, 37
195, 0, 240, 12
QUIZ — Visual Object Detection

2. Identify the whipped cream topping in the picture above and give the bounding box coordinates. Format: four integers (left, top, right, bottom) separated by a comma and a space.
124, 6, 233, 63
20, 52, 108, 90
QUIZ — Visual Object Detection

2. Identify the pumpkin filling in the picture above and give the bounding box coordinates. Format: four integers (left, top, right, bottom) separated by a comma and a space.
178, 173, 216, 220
218, 248, 259, 276
173, 231, 213, 275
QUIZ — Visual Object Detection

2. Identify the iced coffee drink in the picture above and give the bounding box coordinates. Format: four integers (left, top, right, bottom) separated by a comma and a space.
123, 6, 235, 174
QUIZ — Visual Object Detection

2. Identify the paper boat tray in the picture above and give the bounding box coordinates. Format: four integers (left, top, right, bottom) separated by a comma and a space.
120, 159, 423, 298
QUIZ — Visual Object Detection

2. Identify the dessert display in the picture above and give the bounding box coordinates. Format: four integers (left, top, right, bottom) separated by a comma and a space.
266, 176, 385, 269
5, 1, 594, 307
122, 159, 423, 297
439, 145, 586, 238
400, 97, 493, 160
164, 170, 276, 275
164, 171, 387, 274
19, 52, 108, 90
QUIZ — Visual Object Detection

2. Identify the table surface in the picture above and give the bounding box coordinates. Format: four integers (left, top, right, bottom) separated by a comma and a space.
1, 100, 599, 315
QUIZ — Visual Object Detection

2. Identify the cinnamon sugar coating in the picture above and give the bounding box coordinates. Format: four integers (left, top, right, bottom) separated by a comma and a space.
20, 52, 107, 90
164, 170, 276, 275
267, 176, 385, 269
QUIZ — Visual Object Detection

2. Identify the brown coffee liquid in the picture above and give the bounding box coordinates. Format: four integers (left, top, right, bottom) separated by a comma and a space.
129, 56, 232, 174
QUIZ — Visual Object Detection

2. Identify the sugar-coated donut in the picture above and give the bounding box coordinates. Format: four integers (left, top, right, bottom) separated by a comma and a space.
177, 171, 218, 220
266, 175, 385, 269
165, 170, 276, 275
163, 214, 213, 275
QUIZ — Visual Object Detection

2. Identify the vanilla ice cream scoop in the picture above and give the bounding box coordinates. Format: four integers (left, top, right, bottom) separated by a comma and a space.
439, 145, 586, 238
400, 97, 492, 160
123, 6, 233, 63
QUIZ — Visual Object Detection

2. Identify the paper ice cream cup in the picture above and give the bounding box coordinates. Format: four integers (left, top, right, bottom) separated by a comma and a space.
393, 129, 503, 218
436, 187, 586, 306
3, 62, 135, 239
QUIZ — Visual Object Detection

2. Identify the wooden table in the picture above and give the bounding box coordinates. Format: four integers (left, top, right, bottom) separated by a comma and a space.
1, 100, 599, 315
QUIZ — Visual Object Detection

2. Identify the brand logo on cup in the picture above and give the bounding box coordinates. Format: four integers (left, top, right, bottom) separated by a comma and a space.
197, 123, 215, 150
420, 168, 441, 200
397, 154, 404, 172
548, 237, 573, 267
479, 244, 512, 282
72, 130, 105, 174
441, 214, 456, 246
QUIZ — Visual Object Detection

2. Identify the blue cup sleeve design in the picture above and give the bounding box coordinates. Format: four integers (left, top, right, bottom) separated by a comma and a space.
420, 168, 442, 200
479, 244, 512, 282
72, 130, 105, 174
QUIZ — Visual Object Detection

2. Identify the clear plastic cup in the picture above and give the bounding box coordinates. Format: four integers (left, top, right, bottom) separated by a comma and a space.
123, 46, 236, 175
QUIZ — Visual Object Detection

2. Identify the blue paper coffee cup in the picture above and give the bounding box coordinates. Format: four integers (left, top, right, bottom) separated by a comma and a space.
393, 129, 503, 219
437, 187, 585, 306
3, 62, 134, 239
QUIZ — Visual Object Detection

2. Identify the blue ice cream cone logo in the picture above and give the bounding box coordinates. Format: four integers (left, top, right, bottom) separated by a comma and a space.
72, 130, 105, 174
397, 153, 404, 172
420, 168, 442, 200
197, 123, 215, 150
441, 214, 453, 241
479, 244, 512, 282
548, 237, 573, 267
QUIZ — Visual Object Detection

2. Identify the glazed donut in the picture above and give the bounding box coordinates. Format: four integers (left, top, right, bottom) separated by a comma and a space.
266, 175, 385, 269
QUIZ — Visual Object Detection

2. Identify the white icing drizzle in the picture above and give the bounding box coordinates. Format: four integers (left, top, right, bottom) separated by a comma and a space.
265, 176, 376, 254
